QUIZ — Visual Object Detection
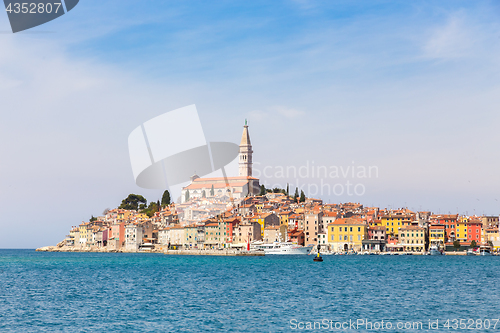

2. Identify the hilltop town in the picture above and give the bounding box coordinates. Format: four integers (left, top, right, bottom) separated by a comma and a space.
41, 190, 499, 254
38, 122, 500, 254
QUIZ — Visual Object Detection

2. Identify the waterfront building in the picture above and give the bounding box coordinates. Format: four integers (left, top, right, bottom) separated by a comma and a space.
429, 225, 445, 246
304, 211, 323, 247
248, 212, 280, 238
263, 225, 287, 243
204, 223, 219, 248
125, 223, 143, 250
380, 211, 415, 237
184, 224, 198, 248
327, 218, 367, 252
362, 226, 386, 252
288, 229, 305, 246
233, 222, 261, 245
398, 226, 425, 252
456, 217, 468, 242
466, 220, 482, 244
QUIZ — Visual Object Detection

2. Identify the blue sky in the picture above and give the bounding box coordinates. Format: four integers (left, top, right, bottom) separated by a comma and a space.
0, 1, 499, 248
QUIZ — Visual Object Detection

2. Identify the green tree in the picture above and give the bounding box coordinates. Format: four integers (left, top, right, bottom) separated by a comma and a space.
144, 201, 159, 218
119, 194, 147, 211
299, 190, 306, 203
210, 184, 215, 196
260, 185, 266, 196
470, 240, 477, 248
453, 240, 460, 251
202, 190, 206, 198
161, 190, 171, 206
185, 191, 190, 202
89, 215, 97, 222
293, 187, 299, 202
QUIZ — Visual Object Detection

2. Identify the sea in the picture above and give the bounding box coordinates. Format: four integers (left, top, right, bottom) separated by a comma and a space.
1, 250, 500, 332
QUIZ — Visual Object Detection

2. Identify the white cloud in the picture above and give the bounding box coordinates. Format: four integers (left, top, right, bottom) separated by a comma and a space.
423, 12, 476, 59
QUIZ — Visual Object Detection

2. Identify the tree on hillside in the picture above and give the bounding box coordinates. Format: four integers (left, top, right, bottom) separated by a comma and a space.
89, 215, 97, 222
202, 190, 206, 198
210, 185, 215, 196
161, 190, 171, 206
185, 191, 190, 202
286, 183, 289, 196
144, 201, 159, 218
293, 187, 299, 202
453, 240, 460, 251
119, 194, 147, 211
299, 190, 306, 203
260, 185, 266, 196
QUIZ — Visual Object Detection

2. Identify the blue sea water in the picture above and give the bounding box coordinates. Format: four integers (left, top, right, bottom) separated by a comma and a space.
1, 250, 500, 332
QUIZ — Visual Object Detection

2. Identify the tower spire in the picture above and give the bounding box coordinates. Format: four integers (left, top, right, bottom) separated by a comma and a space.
239, 121, 253, 177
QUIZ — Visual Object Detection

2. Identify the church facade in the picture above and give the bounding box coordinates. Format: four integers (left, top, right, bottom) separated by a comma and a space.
180, 122, 260, 203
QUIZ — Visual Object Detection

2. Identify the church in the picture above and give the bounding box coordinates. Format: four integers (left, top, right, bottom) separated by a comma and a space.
180, 122, 260, 203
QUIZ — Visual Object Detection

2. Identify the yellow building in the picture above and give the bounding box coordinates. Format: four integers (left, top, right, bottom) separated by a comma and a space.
429, 225, 445, 245
78, 222, 90, 247
327, 218, 367, 252
278, 211, 292, 228
455, 217, 468, 242
255, 203, 264, 213
117, 209, 134, 220
398, 226, 425, 252
380, 214, 414, 236
249, 213, 279, 238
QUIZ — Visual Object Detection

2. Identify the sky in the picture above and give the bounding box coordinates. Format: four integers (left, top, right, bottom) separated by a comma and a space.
0, 0, 499, 248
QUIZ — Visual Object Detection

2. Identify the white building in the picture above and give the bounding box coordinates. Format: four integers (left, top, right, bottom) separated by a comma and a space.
125, 223, 143, 250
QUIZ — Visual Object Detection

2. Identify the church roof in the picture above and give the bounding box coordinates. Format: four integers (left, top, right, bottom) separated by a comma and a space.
240, 124, 251, 146
193, 176, 258, 181
185, 181, 249, 190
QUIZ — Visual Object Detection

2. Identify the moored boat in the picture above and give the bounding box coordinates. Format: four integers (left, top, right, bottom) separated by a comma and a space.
429, 245, 442, 255
479, 246, 492, 256
254, 242, 313, 255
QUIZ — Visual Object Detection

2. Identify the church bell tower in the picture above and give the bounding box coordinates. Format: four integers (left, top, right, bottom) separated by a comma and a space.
239, 120, 253, 177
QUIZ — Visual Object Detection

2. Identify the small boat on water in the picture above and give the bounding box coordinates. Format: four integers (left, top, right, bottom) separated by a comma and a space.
479, 246, 492, 256
429, 245, 442, 255
466, 248, 476, 256
254, 242, 313, 255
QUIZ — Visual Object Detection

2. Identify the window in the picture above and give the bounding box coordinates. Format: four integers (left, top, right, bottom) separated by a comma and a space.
350, 227, 352, 232
339, 235, 342, 241
344, 235, 347, 241
358, 235, 361, 241
358, 227, 360, 232
345, 227, 347, 232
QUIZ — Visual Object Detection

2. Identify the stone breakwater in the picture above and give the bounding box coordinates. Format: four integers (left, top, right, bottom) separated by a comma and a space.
35, 246, 264, 256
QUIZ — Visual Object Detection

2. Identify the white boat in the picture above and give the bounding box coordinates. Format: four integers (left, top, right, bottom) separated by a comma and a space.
429, 245, 442, 255
479, 246, 492, 256
466, 249, 476, 256
254, 242, 313, 255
